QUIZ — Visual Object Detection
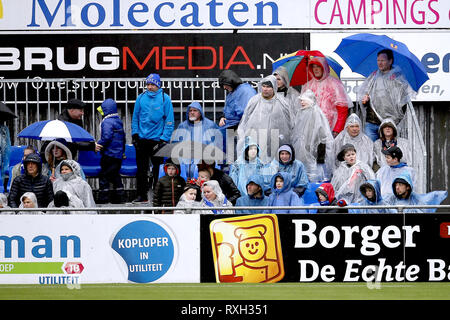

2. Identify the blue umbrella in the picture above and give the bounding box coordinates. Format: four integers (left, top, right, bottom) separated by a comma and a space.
334, 33, 429, 92
18, 120, 94, 142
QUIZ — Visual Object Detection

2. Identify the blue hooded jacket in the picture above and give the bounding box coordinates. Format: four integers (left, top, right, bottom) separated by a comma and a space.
235, 174, 269, 213
349, 179, 395, 213
97, 99, 125, 159
385, 172, 447, 213
267, 172, 306, 214
132, 88, 174, 142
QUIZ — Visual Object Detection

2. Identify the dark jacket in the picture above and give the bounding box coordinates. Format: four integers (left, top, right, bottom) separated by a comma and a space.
8, 153, 54, 208
153, 162, 186, 213
210, 168, 241, 205
97, 99, 125, 159
57, 109, 95, 158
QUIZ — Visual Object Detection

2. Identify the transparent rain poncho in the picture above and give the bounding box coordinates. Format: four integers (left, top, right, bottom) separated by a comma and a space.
375, 162, 416, 197
331, 160, 375, 204
236, 75, 292, 163
199, 180, 234, 214
18, 192, 44, 215
301, 56, 352, 133
357, 65, 416, 125
333, 113, 374, 170
272, 66, 301, 118
291, 90, 335, 182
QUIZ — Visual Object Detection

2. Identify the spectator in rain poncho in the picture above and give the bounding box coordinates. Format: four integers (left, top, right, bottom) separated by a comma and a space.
385, 172, 447, 213
265, 144, 309, 198
229, 137, 265, 196
199, 180, 234, 214
236, 75, 292, 163
331, 144, 375, 205
349, 179, 395, 214
47, 190, 85, 215
333, 113, 374, 170
44, 139, 86, 181
174, 182, 202, 214
357, 49, 416, 141
18, 192, 44, 215
266, 172, 306, 214
301, 56, 351, 137
373, 118, 412, 170
52, 160, 96, 214
375, 146, 416, 197
171, 101, 222, 179
291, 90, 335, 182
0, 193, 13, 214
0, 123, 11, 187
235, 174, 270, 214
272, 66, 301, 117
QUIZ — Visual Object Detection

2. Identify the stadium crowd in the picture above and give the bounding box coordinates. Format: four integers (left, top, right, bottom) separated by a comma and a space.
0, 49, 447, 214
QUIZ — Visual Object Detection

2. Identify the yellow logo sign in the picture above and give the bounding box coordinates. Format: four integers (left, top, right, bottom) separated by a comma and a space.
390, 43, 398, 50
210, 214, 284, 283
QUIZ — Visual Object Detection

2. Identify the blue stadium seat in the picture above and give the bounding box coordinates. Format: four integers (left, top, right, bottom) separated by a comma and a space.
303, 182, 321, 205
120, 144, 137, 176
77, 150, 101, 177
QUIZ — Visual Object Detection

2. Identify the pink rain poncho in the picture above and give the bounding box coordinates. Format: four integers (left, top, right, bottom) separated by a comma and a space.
301, 56, 351, 134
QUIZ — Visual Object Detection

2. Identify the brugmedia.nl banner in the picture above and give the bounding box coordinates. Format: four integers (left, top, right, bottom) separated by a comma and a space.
200, 214, 450, 283
0, 215, 200, 284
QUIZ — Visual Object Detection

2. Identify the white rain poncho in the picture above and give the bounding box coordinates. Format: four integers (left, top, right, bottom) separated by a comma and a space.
375, 162, 416, 197
236, 75, 292, 163
199, 180, 234, 214
0, 193, 13, 214
373, 118, 412, 167
18, 192, 44, 215
291, 90, 334, 182
52, 160, 97, 214
333, 113, 374, 170
47, 190, 86, 215
272, 66, 301, 117
173, 193, 203, 214
331, 160, 375, 204
301, 56, 352, 134
357, 65, 416, 125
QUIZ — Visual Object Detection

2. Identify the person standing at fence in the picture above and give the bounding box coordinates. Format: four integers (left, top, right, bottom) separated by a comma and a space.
95, 98, 126, 204
132, 73, 174, 203
357, 49, 415, 141
0, 121, 11, 190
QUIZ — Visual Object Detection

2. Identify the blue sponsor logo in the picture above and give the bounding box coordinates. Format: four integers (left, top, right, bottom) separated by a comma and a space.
111, 220, 175, 283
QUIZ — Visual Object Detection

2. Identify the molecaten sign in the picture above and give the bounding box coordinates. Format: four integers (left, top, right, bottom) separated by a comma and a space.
0, 0, 449, 31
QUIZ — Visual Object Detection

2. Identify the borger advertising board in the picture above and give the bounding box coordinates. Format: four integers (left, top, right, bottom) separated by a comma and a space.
0, 215, 200, 284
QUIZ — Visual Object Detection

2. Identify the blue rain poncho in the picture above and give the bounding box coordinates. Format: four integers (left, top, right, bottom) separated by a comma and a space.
235, 174, 270, 214
376, 162, 416, 197
0, 124, 11, 183
229, 137, 265, 196
349, 179, 395, 213
236, 75, 293, 163
333, 113, 375, 170
385, 172, 447, 213
266, 172, 306, 214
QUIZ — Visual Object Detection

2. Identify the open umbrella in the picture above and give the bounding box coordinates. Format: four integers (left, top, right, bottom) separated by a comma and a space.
272, 50, 343, 86
334, 33, 429, 92
155, 140, 226, 164
0, 102, 17, 121
18, 120, 94, 142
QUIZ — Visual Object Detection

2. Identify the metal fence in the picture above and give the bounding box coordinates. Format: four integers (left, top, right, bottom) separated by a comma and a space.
0, 77, 427, 192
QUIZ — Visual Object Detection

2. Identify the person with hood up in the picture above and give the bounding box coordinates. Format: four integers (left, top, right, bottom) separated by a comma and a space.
301, 56, 351, 137
0, 193, 13, 214
52, 159, 96, 213
331, 144, 375, 205
218, 70, 257, 156
265, 144, 309, 198
152, 159, 186, 214
272, 66, 301, 117
229, 137, 265, 196
236, 75, 292, 163
349, 179, 395, 213
17, 192, 44, 215
385, 172, 447, 213
8, 153, 54, 208
174, 181, 202, 214
171, 101, 221, 179
44, 138, 86, 181
235, 174, 270, 214
266, 172, 306, 214
95, 98, 126, 204
333, 113, 375, 170
376, 146, 416, 197
132, 73, 175, 203
291, 90, 335, 182
47, 190, 85, 215
358, 49, 416, 141
373, 118, 412, 170
310, 183, 348, 213
199, 180, 234, 214
10, 145, 47, 185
